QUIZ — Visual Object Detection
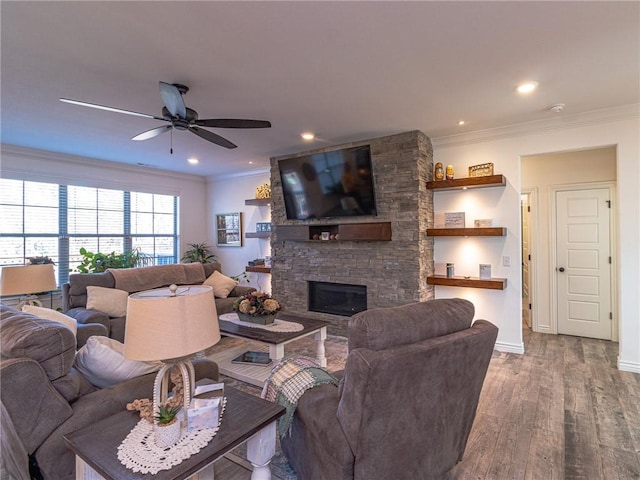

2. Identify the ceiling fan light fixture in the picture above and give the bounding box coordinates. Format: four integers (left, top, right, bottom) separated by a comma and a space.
516, 81, 539, 94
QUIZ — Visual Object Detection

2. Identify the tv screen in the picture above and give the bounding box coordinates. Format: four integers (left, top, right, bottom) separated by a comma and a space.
278, 145, 377, 220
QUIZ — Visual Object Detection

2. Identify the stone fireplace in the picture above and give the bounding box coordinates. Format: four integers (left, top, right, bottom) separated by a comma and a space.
270, 130, 434, 336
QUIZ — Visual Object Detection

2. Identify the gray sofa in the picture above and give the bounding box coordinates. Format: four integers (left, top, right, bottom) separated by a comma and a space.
280, 298, 498, 480
0, 303, 219, 480
62, 262, 255, 342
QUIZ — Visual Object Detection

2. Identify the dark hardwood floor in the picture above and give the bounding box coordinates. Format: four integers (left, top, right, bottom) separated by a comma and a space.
445, 328, 640, 479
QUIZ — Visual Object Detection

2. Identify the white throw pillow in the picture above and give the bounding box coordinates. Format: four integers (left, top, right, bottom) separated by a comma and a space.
86, 286, 128, 317
74, 336, 161, 388
22, 305, 78, 336
203, 270, 238, 298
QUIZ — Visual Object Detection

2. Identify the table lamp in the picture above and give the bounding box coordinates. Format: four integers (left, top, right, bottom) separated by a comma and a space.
124, 284, 220, 430
0, 264, 57, 309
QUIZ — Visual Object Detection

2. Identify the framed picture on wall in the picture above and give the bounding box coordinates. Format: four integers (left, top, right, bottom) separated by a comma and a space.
216, 212, 242, 247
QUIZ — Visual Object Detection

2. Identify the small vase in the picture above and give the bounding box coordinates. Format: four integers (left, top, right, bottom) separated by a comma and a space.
154, 420, 181, 448
237, 312, 277, 325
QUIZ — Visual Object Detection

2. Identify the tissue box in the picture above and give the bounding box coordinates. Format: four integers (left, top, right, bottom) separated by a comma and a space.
188, 383, 224, 431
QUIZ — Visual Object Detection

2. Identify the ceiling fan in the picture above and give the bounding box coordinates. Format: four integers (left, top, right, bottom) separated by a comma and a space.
60, 81, 271, 149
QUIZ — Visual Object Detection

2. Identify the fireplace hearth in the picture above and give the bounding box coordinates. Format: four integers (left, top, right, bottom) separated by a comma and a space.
308, 281, 367, 317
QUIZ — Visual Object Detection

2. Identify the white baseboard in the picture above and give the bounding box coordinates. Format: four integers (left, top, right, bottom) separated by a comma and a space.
495, 341, 525, 354
618, 359, 640, 374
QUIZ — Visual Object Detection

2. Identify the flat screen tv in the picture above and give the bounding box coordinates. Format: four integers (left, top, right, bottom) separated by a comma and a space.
278, 145, 377, 220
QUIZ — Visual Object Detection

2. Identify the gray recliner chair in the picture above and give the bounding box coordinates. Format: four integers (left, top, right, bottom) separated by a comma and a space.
280, 298, 498, 480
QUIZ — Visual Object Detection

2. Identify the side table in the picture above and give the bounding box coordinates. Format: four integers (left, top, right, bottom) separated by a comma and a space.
65, 386, 285, 480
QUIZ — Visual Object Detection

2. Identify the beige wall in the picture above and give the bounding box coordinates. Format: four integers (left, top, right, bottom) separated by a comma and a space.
522, 146, 616, 336
433, 108, 639, 372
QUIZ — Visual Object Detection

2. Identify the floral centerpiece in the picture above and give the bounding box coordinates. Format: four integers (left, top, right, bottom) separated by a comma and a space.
233, 291, 281, 325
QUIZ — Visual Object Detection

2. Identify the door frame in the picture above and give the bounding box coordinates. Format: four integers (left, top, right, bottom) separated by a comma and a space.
521, 187, 539, 333
549, 181, 617, 340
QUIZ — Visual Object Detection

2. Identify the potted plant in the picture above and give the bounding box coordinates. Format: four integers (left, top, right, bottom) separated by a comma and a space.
154, 404, 183, 448
181, 243, 216, 264
232, 291, 281, 325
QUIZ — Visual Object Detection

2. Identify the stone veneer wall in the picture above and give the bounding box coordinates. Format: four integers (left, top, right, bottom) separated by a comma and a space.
270, 130, 434, 336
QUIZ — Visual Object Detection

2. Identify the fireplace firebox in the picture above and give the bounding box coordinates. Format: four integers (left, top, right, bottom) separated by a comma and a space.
308, 281, 367, 317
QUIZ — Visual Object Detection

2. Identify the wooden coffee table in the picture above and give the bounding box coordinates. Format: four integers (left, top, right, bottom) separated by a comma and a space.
64, 386, 285, 480
210, 313, 330, 387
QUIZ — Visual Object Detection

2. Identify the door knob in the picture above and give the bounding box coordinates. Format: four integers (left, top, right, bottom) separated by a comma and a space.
558, 267, 565, 272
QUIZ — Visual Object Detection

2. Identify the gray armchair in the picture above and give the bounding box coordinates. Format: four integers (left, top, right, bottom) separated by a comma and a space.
280, 298, 498, 480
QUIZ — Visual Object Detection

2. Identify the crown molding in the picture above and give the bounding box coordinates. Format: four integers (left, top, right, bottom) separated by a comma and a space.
207, 167, 270, 182
0, 144, 206, 184
432, 104, 640, 149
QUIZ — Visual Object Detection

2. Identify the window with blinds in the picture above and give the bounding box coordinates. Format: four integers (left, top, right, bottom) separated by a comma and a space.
0, 179, 178, 286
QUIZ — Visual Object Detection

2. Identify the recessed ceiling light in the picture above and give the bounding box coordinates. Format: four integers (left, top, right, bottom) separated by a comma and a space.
457, 120, 465, 126
301, 132, 315, 141
187, 158, 199, 165
516, 81, 539, 94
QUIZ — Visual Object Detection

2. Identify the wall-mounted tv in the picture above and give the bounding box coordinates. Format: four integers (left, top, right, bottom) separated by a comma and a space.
278, 145, 377, 220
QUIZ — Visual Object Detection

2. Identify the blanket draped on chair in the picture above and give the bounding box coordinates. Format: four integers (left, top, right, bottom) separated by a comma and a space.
261, 356, 338, 438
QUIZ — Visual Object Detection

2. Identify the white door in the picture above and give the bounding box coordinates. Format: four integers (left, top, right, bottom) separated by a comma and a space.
555, 188, 612, 340
521, 194, 531, 328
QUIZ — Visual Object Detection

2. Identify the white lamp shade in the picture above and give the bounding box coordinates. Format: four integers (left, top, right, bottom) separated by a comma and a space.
0, 264, 57, 296
124, 285, 220, 362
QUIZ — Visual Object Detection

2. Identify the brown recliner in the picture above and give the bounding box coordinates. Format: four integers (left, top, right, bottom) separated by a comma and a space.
280, 298, 498, 480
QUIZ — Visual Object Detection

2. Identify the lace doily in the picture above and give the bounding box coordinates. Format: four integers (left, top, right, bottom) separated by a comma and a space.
219, 313, 303, 332
117, 398, 226, 475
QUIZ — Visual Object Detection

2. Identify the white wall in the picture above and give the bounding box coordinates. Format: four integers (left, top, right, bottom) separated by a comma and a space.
432, 105, 640, 372
522, 147, 616, 336
207, 171, 271, 292
0, 145, 209, 261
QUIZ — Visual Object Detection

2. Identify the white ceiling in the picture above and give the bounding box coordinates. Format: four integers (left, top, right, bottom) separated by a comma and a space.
2, 1, 638, 177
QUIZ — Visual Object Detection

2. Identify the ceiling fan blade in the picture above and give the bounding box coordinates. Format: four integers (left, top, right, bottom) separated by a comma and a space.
195, 118, 272, 129
60, 98, 165, 120
159, 82, 186, 119
132, 125, 172, 141
189, 126, 237, 149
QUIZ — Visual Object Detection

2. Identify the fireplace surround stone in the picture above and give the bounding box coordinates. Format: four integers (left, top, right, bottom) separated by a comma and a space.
270, 130, 434, 336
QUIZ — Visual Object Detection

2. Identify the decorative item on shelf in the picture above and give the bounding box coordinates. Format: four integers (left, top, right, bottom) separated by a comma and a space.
446, 165, 455, 180
444, 212, 466, 228
124, 284, 221, 447
468, 162, 494, 177
255, 183, 271, 199
446, 263, 455, 278
0, 264, 57, 309
434, 162, 445, 181
321, 232, 330, 241
256, 222, 271, 233
479, 264, 492, 279
233, 291, 281, 325
247, 258, 265, 267
264, 256, 272, 267
153, 404, 183, 448
474, 219, 494, 227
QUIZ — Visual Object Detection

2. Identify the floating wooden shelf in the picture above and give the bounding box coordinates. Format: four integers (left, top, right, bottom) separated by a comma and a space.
277, 222, 392, 242
427, 227, 506, 237
245, 232, 271, 239
244, 198, 271, 206
426, 174, 506, 191
245, 266, 271, 274
427, 275, 507, 290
